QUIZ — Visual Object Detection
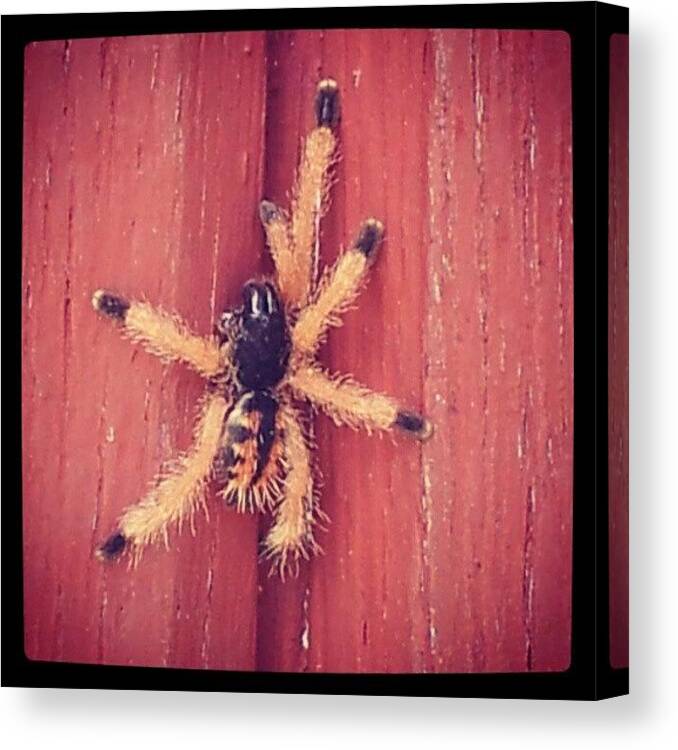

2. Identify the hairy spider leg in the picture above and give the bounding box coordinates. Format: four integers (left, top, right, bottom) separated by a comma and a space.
262, 403, 323, 579
291, 78, 339, 304
96, 392, 231, 561
260, 79, 339, 308
290, 364, 433, 441
292, 218, 384, 354
92, 290, 223, 378
258, 199, 296, 302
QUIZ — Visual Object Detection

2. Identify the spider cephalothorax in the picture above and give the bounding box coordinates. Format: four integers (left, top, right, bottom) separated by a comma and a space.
93, 79, 432, 577
222, 280, 291, 391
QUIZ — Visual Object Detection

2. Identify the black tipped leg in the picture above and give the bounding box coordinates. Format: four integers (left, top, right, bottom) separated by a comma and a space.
395, 410, 434, 441
259, 199, 282, 226
315, 78, 339, 128
354, 219, 384, 263
96, 532, 127, 561
92, 289, 129, 321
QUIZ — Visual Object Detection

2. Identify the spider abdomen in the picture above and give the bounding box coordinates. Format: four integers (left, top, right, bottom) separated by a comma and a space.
215, 390, 285, 511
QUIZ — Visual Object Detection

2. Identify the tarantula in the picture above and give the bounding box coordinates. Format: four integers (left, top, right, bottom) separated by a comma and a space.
93, 79, 432, 577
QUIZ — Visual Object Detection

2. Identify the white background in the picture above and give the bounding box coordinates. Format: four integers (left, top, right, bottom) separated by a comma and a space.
3, 0, 677, 747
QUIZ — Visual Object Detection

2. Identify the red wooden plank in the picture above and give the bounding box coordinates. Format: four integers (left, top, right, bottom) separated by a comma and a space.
424, 29, 573, 673
22, 33, 266, 668
256, 29, 573, 673
257, 28, 433, 673
608, 33, 629, 670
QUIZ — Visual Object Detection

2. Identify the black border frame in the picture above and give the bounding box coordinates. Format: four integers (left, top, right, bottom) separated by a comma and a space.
1, 1, 629, 700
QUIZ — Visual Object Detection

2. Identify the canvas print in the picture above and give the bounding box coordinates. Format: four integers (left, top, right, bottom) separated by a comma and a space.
22, 28, 573, 673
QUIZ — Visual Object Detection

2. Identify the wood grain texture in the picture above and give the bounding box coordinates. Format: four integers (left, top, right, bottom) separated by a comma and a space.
422, 29, 573, 674
608, 33, 629, 670
23, 33, 266, 668
23, 29, 573, 673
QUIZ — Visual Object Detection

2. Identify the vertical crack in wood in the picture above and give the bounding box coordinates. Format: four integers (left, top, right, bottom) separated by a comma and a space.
470, 32, 491, 443
55, 54, 77, 659
200, 547, 216, 668
150, 43, 160, 92
94, 375, 110, 664
425, 29, 457, 672
299, 584, 311, 671
516, 33, 541, 671
419, 458, 436, 670
62, 39, 71, 74
470, 29, 492, 673
521, 484, 537, 671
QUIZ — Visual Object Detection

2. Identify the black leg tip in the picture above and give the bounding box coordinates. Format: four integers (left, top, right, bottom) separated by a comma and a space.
92, 289, 129, 321
395, 411, 434, 441
259, 199, 282, 226
315, 78, 339, 128
354, 219, 384, 262
95, 532, 127, 561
